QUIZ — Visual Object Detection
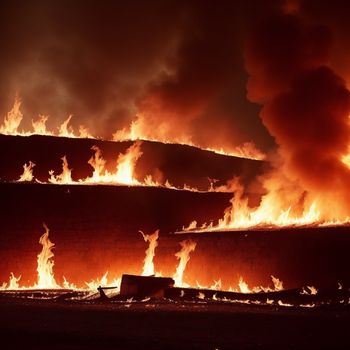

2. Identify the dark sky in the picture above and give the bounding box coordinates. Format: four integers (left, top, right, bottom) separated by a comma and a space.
0, 0, 350, 153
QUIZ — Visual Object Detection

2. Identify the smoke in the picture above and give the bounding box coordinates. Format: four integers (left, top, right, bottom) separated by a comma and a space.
245, 8, 350, 218
0, 0, 274, 151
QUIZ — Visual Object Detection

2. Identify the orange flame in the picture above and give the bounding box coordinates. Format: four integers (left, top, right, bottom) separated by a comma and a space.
18, 161, 36, 182
49, 156, 74, 184
32, 115, 52, 136
173, 239, 197, 287
113, 114, 266, 160
0, 97, 93, 139
0, 96, 23, 135
35, 223, 60, 289
182, 175, 350, 232
140, 230, 159, 276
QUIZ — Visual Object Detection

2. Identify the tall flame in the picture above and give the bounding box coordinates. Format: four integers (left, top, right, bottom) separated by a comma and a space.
114, 141, 143, 185
32, 115, 52, 136
49, 156, 74, 184
173, 239, 197, 287
18, 161, 35, 182
140, 230, 159, 276
35, 223, 59, 289
0, 96, 23, 135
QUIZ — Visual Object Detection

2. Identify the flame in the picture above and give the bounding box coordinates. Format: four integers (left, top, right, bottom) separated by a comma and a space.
32, 115, 52, 136
18, 161, 36, 182
81, 142, 142, 185
8, 273, 21, 289
271, 275, 284, 291
49, 156, 74, 184
182, 175, 350, 232
35, 223, 60, 289
0, 97, 93, 139
301, 286, 318, 295
85, 271, 121, 293
114, 141, 143, 185
113, 114, 265, 160
140, 230, 159, 276
11, 145, 236, 192
0, 97, 258, 162
59, 115, 76, 138
173, 239, 197, 287
0, 96, 23, 135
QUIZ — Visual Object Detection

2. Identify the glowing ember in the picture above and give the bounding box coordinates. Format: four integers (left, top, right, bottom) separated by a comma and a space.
140, 230, 159, 276
18, 161, 36, 182
173, 239, 197, 287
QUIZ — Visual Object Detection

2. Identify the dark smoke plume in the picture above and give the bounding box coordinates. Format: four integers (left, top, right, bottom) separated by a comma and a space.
245, 10, 350, 218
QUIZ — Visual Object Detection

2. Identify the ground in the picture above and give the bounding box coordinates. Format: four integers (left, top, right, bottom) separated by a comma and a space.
0, 297, 349, 349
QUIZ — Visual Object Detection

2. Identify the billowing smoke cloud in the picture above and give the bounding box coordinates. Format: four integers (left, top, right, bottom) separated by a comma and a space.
245, 8, 350, 218
0, 0, 275, 152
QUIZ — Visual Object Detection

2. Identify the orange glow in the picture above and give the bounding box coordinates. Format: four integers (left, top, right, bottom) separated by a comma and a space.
18, 161, 36, 182
140, 230, 159, 276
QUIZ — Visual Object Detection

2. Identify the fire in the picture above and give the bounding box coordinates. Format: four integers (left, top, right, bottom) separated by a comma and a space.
236, 275, 284, 293
35, 223, 60, 289
113, 114, 265, 160
0, 97, 93, 139
0, 97, 261, 162
81, 142, 142, 185
173, 239, 197, 287
8, 273, 21, 289
0, 96, 23, 135
32, 115, 52, 136
114, 141, 143, 185
140, 230, 159, 276
49, 156, 74, 184
301, 286, 318, 295
182, 175, 350, 232
85, 272, 121, 292
18, 161, 36, 182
